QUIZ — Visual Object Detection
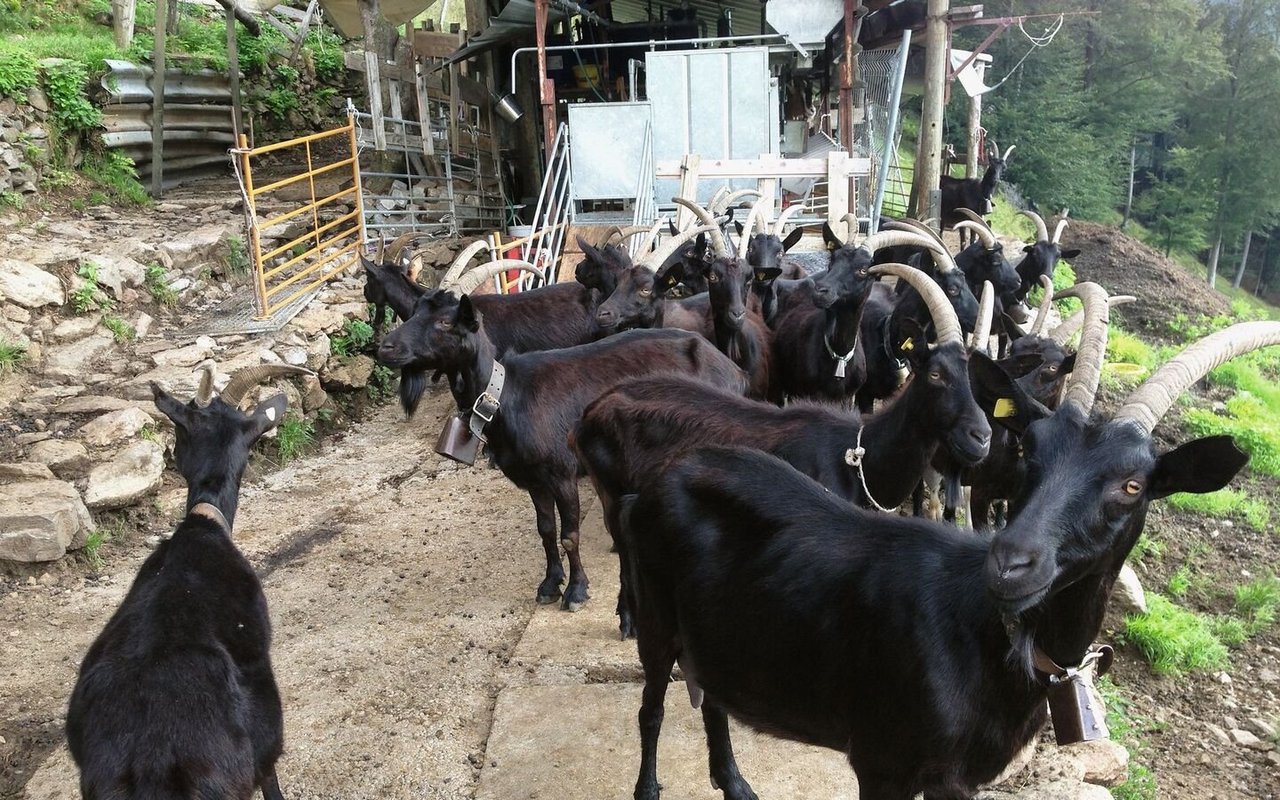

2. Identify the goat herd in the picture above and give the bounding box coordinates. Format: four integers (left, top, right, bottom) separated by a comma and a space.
60, 187, 1280, 800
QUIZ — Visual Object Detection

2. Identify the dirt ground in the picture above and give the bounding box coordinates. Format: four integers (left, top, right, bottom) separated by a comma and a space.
3, 200, 1280, 798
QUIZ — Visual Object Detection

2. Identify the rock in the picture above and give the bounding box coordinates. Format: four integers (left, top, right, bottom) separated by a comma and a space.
322, 354, 375, 390
1112, 563, 1147, 614
978, 779, 1112, 800
54, 395, 156, 417
81, 254, 147, 299
0, 462, 55, 481
2, 302, 31, 323
1260, 668, 1279, 684
134, 312, 154, 338
50, 314, 103, 343
26, 86, 49, 113
0, 478, 93, 562
15, 431, 52, 446
79, 407, 153, 447
279, 346, 308, 366
1228, 728, 1266, 749
167, 276, 191, 293
305, 333, 330, 371
1061, 740, 1128, 787
83, 441, 166, 509
43, 333, 115, 380
330, 302, 370, 321
1245, 717, 1277, 740
157, 224, 230, 268
0, 258, 65, 308
151, 340, 214, 368
301, 374, 328, 412
291, 306, 345, 337
27, 439, 90, 476
1206, 722, 1233, 746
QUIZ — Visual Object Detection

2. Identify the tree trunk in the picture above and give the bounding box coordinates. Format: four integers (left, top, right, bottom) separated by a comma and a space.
1207, 232, 1222, 289
912, 0, 949, 221
1121, 136, 1136, 230
1232, 229, 1252, 290
166, 0, 179, 35
111, 0, 136, 49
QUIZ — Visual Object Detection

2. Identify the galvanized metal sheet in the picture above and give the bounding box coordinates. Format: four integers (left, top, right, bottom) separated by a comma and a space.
566, 102, 651, 201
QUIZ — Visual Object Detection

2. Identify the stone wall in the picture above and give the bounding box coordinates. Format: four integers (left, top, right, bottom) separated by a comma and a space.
0, 87, 53, 200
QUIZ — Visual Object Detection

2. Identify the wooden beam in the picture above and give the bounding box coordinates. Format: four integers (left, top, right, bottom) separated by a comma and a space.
288, 0, 318, 65
535, 0, 556, 163
655, 156, 872, 180
912, 0, 949, 222
211, 0, 260, 36
227, 2, 242, 141
361, 0, 386, 152
414, 29, 462, 60
151, 0, 167, 197
343, 50, 417, 83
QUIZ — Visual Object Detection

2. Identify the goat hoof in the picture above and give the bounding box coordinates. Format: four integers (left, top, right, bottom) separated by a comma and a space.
536, 589, 562, 605
562, 584, 590, 612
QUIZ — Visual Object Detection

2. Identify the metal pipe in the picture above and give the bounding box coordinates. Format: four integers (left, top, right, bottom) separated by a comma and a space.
870, 29, 911, 234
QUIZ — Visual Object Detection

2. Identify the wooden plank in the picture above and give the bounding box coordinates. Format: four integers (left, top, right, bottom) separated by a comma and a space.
414, 26, 435, 159
413, 29, 462, 60
343, 50, 418, 82
227, 4, 241, 140
655, 156, 872, 180
827, 151, 851, 238
674, 153, 701, 230
454, 72, 492, 108
756, 178, 778, 220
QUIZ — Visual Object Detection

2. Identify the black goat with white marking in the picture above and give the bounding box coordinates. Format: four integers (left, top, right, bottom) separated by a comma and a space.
67, 363, 310, 800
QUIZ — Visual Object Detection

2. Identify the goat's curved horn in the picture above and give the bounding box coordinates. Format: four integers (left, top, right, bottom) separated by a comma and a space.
715, 189, 763, 215
1051, 216, 1070, 245
374, 233, 386, 263
954, 221, 997, 249
641, 224, 717, 271
631, 218, 668, 258
869, 263, 963, 346
971, 280, 995, 354
737, 203, 768, 259
885, 217, 949, 252
405, 253, 426, 285
1052, 282, 1110, 414
842, 212, 859, 241
195, 359, 216, 407
450, 260, 544, 295
611, 225, 652, 243
1001, 144, 1016, 162
861, 229, 960, 274
384, 231, 420, 266
601, 225, 625, 245
1048, 295, 1135, 345
1018, 210, 1049, 243
220, 364, 315, 410
1029, 275, 1055, 335
955, 207, 991, 229
438, 240, 494, 289
774, 203, 805, 236
707, 186, 731, 215
672, 198, 730, 257
1116, 321, 1280, 434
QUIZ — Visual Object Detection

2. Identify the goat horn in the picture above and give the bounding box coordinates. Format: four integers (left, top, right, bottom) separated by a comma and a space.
1116, 321, 1280, 434
707, 186, 731, 215
861, 229, 960, 274
1002, 145, 1016, 162
449, 259, 544, 296
886, 217, 949, 252
954, 221, 997, 249
971, 280, 995, 354
774, 203, 805, 236
641, 224, 717, 271
716, 189, 763, 215
1029, 275, 1055, 335
1051, 217, 1070, 245
1018, 210, 1049, 243
737, 203, 768, 260
632, 218, 668, 259
842, 212, 859, 241
601, 225, 625, 245
384, 231, 419, 266
220, 364, 314, 410
406, 253, 425, 285
374, 233, 386, 264
1048, 295, 1135, 345
869, 263, 963, 346
194, 359, 216, 407
1052, 282, 1110, 414
438, 240, 494, 289
672, 198, 730, 258
955, 207, 991, 229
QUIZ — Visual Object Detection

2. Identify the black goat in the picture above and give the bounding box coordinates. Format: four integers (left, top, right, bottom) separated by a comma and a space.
614, 312, 1270, 799
1009, 210, 1080, 312
377, 294, 745, 611
940, 141, 1014, 244
699, 254, 774, 400
594, 223, 719, 336
951, 211, 1022, 301
575, 235, 632, 298
67, 363, 309, 800
737, 205, 809, 326
363, 255, 425, 343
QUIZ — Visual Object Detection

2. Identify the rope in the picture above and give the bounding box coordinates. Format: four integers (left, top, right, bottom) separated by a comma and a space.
977, 14, 1065, 97
845, 426, 894, 513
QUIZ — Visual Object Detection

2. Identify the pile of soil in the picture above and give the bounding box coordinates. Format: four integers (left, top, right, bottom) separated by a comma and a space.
1063, 221, 1232, 342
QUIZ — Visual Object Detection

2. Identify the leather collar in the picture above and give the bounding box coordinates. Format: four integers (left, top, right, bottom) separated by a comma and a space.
468, 360, 505, 442
190, 502, 230, 532
1033, 644, 1114, 685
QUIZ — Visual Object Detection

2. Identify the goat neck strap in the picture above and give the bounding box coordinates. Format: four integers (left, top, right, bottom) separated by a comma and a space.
189, 502, 230, 532
1032, 643, 1114, 684
843, 426, 893, 513
880, 315, 909, 376
468, 361, 505, 442
824, 329, 860, 379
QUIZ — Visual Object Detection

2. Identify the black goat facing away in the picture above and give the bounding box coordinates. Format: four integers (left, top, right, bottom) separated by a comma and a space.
377, 294, 746, 611
940, 141, 1014, 246
613, 310, 1273, 800
575, 264, 1019, 636
1009, 209, 1080, 313
67, 363, 311, 800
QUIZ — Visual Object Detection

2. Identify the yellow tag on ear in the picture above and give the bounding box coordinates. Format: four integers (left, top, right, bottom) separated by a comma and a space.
901, 337, 914, 352
994, 398, 1017, 418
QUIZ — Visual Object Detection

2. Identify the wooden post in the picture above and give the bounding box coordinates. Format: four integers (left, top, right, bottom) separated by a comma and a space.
288, 0, 318, 66
966, 63, 983, 179
912, 0, 949, 223
361, 0, 387, 152
166, 0, 179, 35
112, 0, 136, 49
227, 2, 242, 141
414, 21, 435, 158
675, 154, 702, 230
535, 0, 556, 163
151, 0, 168, 198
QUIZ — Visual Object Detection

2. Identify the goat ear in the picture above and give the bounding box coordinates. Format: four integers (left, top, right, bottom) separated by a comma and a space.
152, 382, 192, 430
995, 352, 1044, 380
897, 319, 929, 366
245, 393, 288, 440
822, 222, 844, 251
969, 356, 1047, 435
361, 254, 377, 272
1001, 312, 1025, 342
1059, 248, 1081, 259
693, 233, 708, 259
733, 220, 744, 237
755, 267, 783, 283
576, 236, 600, 259
782, 226, 805, 252
659, 260, 686, 288
667, 219, 679, 238
1149, 436, 1248, 500
1023, 244, 1034, 254
456, 295, 481, 332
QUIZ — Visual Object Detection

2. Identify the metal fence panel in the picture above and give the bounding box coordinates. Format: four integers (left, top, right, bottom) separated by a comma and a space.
566, 102, 652, 201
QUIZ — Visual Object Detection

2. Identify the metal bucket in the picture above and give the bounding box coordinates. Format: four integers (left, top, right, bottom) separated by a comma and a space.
494, 93, 524, 124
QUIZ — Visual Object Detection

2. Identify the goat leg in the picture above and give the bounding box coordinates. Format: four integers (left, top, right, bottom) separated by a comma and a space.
635, 641, 676, 800
371, 302, 386, 345
260, 772, 285, 800
555, 486, 590, 611
529, 487, 565, 604
701, 703, 759, 800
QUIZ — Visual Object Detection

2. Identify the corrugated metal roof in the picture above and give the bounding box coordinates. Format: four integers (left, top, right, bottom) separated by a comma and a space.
603, 0, 766, 37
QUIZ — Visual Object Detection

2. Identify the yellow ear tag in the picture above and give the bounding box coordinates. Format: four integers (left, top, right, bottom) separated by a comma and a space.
901, 337, 915, 352
994, 398, 1017, 419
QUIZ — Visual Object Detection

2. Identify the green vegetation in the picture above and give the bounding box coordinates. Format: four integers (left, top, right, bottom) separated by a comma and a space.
1129, 532, 1165, 566
275, 412, 315, 465
138, 422, 158, 443
1166, 565, 1193, 598
1122, 594, 1230, 676
102, 314, 135, 343
81, 149, 148, 206
1233, 575, 1280, 635
225, 234, 250, 277
330, 319, 374, 356
1166, 488, 1271, 532
0, 48, 37, 97
0, 339, 27, 375
81, 519, 124, 572
368, 363, 396, 403
0, 189, 23, 209
72, 260, 111, 313
1100, 677, 1159, 800
144, 263, 177, 307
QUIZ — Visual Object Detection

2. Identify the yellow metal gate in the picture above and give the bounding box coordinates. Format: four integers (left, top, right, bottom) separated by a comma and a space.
236, 114, 366, 319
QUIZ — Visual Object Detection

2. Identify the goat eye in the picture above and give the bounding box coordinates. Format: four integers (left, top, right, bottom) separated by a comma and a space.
1045, 365, 1058, 374
1123, 480, 1143, 496
948, 288, 959, 296
858, 268, 868, 277
639, 288, 652, 297
436, 320, 453, 331
708, 274, 719, 283
928, 371, 942, 382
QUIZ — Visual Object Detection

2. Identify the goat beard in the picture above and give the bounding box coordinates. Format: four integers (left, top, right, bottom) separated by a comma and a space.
399, 368, 428, 418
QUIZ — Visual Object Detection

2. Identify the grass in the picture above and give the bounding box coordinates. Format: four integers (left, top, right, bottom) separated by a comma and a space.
1122, 593, 1230, 676
1166, 488, 1271, 532
1234, 575, 1280, 635
144, 263, 178, 307
0, 339, 27, 375
102, 315, 135, 343
1166, 565, 1193, 598
225, 234, 250, 277
330, 319, 375, 357
275, 413, 315, 465
1129, 532, 1165, 565
1099, 676, 1160, 800
81, 149, 149, 206
72, 260, 111, 313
